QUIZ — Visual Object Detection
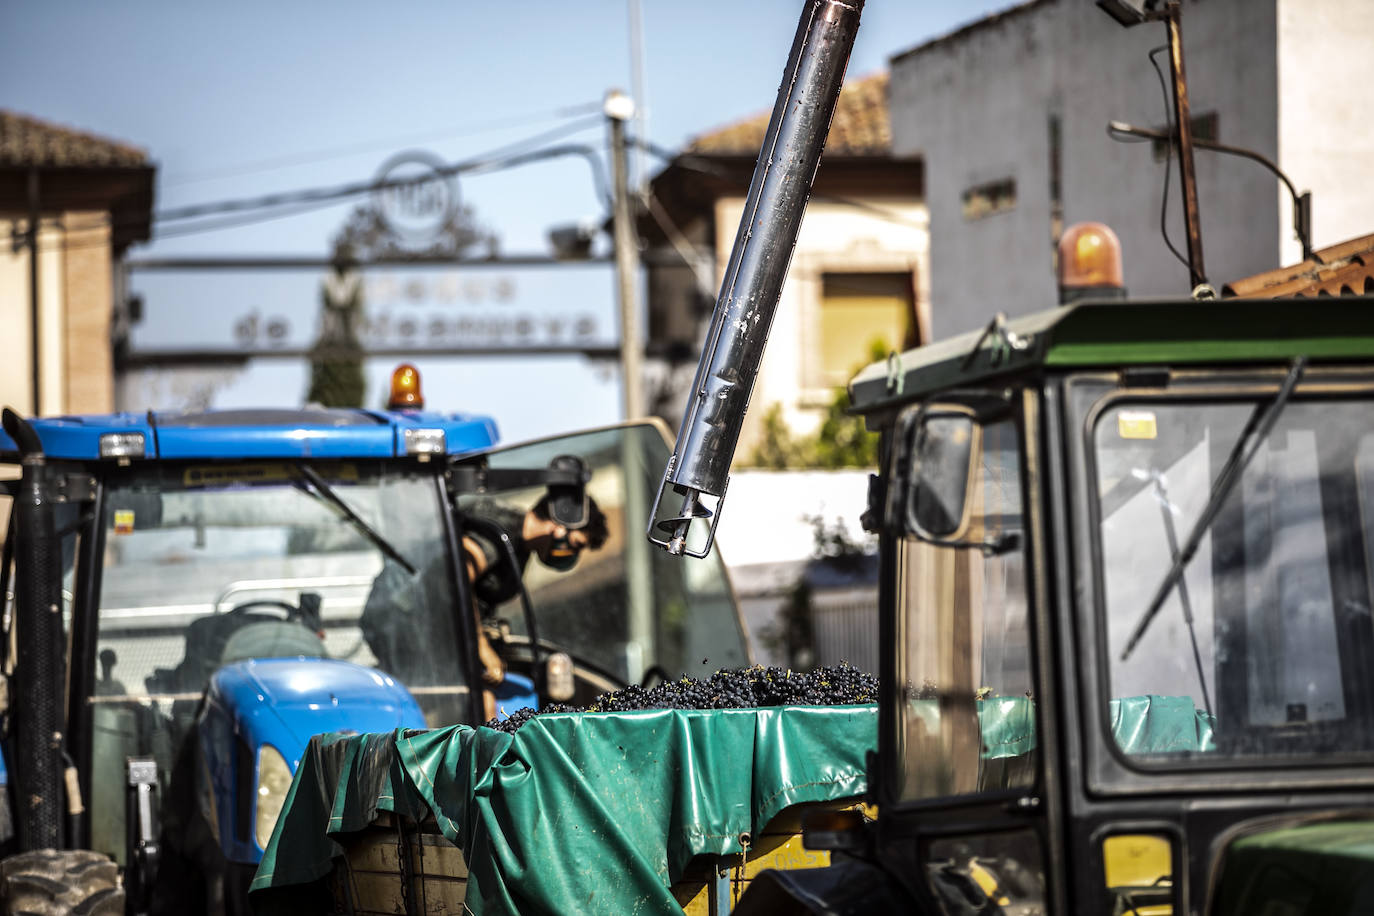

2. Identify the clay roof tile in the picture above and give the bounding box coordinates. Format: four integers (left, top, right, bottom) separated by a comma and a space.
687, 71, 891, 157
0, 110, 148, 169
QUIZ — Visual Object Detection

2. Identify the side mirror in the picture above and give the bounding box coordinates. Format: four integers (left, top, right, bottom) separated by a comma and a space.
908, 413, 976, 538
893, 396, 1020, 555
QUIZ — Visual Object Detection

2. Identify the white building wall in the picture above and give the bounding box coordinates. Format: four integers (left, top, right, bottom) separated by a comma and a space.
713, 195, 929, 452
0, 219, 34, 415
890, 0, 1339, 339
1277, 0, 1374, 265
0, 219, 70, 417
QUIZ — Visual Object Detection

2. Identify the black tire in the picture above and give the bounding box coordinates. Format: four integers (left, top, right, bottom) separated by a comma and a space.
0, 850, 124, 916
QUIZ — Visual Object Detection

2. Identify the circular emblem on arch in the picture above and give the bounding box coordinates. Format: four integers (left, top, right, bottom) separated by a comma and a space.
371, 150, 459, 243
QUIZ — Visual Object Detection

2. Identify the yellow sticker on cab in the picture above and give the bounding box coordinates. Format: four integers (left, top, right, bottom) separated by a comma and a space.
1117, 410, 1158, 440
113, 510, 135, 535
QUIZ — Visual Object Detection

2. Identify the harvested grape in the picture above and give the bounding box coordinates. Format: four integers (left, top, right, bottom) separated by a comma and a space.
485, 663, 876, 733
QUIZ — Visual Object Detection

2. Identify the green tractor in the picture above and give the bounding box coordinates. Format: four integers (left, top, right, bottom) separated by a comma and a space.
704, 296, 1374, 915
645, 0, 1374, 910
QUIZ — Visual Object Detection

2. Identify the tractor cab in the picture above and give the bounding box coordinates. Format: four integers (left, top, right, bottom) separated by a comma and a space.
732, 297, 1374, 915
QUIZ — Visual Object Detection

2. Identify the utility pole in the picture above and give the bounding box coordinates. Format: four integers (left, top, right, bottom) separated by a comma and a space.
607, 89, 652, 671
606, 89, 644, 420
1163, 3, 1207, 290
27, 168, 41, 416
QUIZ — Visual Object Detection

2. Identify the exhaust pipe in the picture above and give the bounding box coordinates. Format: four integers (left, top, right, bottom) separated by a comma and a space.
2, 407, 67, 850
647, 0, 864, 557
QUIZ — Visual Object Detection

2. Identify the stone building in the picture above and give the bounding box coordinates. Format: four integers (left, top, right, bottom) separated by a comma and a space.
889, 0, 1374, 339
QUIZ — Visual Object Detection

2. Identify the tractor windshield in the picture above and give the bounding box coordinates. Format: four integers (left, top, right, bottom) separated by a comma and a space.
1090, 380, 1374, 764
87, 461, 467, 858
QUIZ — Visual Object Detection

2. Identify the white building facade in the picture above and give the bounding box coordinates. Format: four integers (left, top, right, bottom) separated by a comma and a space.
889, 0, 1374, 339
644, 73, 928, 456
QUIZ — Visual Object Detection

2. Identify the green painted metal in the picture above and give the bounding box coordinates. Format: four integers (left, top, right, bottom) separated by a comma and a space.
1212, 819, 1374, 916
849, 298, 1374, 414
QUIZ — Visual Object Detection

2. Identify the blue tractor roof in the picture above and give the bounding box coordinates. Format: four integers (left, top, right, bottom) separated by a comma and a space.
0, 407, 499, 462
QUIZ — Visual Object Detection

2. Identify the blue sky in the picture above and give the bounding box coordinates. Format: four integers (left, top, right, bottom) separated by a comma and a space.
3, 1, 1009, 440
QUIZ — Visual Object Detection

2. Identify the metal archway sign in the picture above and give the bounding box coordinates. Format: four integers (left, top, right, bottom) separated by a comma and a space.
371, 150, 459, 244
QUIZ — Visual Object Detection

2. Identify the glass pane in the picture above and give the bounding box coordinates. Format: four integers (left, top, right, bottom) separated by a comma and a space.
89, 461, 462, 864
463, 424, 749, 685
1094, 397, 1374, 763
900, 419, 1034, 801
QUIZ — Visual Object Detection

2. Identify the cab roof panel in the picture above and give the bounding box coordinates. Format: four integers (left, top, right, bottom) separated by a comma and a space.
849, 298, 1374, 414
0, 408, 499, 461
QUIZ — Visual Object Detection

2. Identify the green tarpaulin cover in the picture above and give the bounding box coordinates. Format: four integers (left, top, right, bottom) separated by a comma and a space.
249, 694, 1204, 914
251, 705, 877, 915
1109, 695, 1215, 754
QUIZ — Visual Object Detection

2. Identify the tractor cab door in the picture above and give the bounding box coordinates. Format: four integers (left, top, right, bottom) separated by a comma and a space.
876, 390, 1051, 914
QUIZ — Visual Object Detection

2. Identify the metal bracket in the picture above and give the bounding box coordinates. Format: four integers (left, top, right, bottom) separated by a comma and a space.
48, 472, 97, 505
884, 351, 904, 396
960, 313, 1029, 372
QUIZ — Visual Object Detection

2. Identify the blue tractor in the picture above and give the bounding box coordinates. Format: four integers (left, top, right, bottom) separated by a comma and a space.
0, 377, 750, 914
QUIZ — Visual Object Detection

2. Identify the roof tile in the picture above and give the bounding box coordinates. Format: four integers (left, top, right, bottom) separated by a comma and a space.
687, 71, 890, 157
0, 110, 148, 169
1223, 232, 1374, 299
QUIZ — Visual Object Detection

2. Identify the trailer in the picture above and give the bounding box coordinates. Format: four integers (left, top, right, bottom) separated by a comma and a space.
250, 705, 876, 915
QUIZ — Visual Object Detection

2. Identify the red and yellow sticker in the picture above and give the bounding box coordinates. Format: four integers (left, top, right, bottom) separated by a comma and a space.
113, 510, 135, 535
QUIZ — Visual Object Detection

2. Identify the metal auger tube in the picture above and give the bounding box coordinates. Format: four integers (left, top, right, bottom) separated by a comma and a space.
648, 0, 864, 557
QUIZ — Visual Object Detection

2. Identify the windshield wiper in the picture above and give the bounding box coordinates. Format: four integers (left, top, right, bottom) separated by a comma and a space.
1119, 357, 1306, 663
295, 463, 417, 575
1146, 471, 1213, 720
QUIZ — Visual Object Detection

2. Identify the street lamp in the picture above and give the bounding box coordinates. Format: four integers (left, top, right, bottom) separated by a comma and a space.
605, 89, 644, 420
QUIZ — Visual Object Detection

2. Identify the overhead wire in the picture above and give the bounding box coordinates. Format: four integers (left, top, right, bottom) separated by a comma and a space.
1147, 44, 1192, 271
4, 115, 611, 254
161, 101, 604, 187
632, 136, 928, 234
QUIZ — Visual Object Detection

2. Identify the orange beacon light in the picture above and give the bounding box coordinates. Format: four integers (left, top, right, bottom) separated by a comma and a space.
388, 363, 424, 410
1058, 221, 1125, 304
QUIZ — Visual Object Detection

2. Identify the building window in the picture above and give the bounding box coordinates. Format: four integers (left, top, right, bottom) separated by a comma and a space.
961, 178, 1017, 221
1152, 112, 1219, 162
816, 272, 915, 389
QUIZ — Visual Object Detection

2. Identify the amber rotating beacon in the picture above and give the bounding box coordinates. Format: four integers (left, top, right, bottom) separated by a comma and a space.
647, 0, 864, 557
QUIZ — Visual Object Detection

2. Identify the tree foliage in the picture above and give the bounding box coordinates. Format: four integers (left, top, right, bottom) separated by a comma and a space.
745, 338, 891, 469
306, 268, 366, 408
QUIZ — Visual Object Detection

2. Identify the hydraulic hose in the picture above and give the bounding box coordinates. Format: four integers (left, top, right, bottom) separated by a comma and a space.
2, 407, 66, 851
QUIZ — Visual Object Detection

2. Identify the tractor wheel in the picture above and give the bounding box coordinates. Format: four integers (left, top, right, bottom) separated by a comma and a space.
0, 849, 124, 915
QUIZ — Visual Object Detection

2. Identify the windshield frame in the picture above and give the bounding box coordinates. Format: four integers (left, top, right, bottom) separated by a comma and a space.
67, 457, 473, 847
1071, 366, 1374, 791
